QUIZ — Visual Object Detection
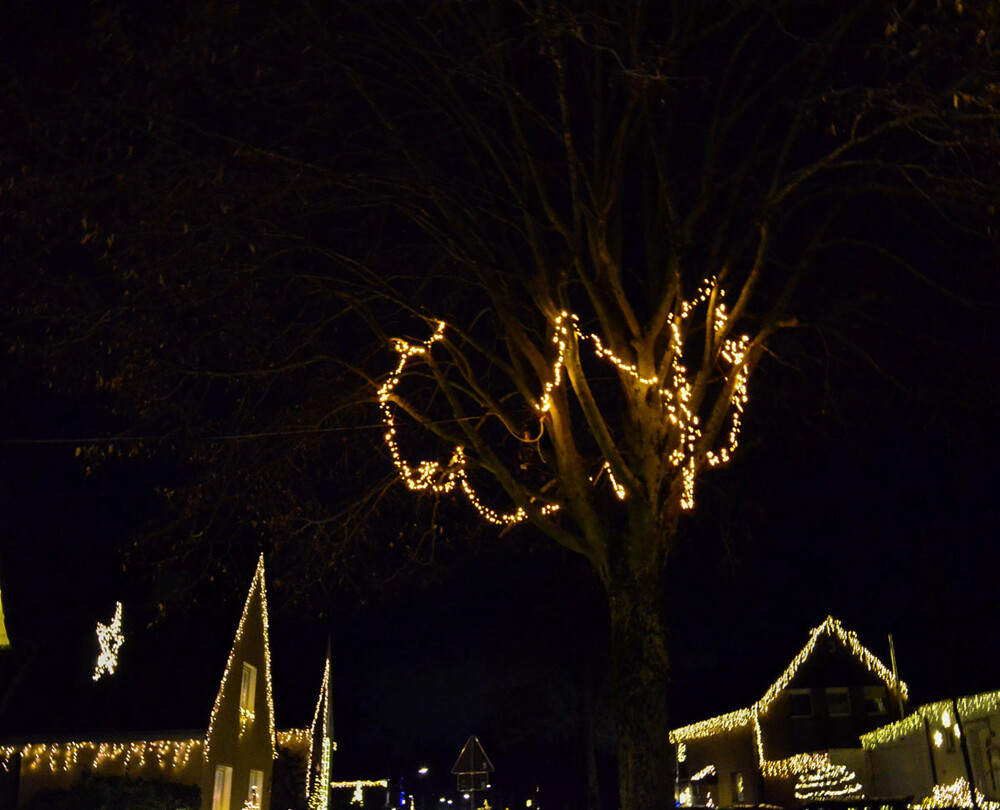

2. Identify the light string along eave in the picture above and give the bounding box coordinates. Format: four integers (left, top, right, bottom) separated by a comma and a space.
379, 276, 751, 525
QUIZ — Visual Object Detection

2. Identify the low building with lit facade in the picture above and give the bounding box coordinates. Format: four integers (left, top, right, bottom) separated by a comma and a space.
0, 555, 309, 810
670, 616, 908, 808
860, 690, 1000, 806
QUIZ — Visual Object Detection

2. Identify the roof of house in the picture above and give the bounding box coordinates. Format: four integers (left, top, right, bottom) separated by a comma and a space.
669, 616, 909, 744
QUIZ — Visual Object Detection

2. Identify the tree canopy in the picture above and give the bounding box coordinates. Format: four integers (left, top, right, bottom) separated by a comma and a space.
4, 1, 1000, 808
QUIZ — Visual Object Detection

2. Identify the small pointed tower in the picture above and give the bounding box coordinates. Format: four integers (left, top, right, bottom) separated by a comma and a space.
204, 554, 276, 810
0, 554, 10, 648
306, 641, 335, 810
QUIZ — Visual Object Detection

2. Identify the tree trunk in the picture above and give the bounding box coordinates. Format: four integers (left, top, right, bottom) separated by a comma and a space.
607, 571, 673, 810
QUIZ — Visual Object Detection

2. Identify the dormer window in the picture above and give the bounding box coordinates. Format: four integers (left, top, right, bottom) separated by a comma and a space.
787, 688, 813, 718
240, 662, 257, 734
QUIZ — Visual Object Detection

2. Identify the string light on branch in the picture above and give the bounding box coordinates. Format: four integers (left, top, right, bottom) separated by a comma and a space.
93, 602, 124, 681
379, 277, 752, 525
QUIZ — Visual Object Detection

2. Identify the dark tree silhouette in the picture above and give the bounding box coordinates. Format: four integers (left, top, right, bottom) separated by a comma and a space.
3, 2, 1000, 809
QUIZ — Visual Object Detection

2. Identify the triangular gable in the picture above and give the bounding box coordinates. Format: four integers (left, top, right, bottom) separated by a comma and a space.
0, 574, 10, 648
452, 736, 494, 775
670, 616, 908, 743
205, 554, 276, 761
306, 645, 335, 810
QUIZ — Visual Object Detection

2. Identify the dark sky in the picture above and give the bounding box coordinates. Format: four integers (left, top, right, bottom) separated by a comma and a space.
2, 271, 999, 809
2, 3, 1000, 808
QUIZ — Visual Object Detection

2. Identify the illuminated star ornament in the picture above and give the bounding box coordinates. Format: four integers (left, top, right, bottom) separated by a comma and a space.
92, 601, 124, 681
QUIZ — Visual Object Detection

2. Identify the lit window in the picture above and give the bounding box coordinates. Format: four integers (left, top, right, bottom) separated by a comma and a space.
248, 769, 264, 809
240, 663, 257, 733
863, 685, 889, 716
787, 689, 813, 718
826, 688, 851, 717
212, 764, 233, 810
731, 772, 745, 803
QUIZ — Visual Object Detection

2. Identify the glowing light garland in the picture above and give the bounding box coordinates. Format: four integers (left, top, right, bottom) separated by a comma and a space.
794, 764, 864, 801
691, 765, 716, 782
277, 728, 311, 749
0, 739, 203, 774
205, 555, 275, 762
306, 652, 336, 810
670, 617, 907, 779
379, 278, 751, 523
92, 602, 124, 681
860, 691, 1000, 749
915, 776, 1000, 810
0, 577, 9, 648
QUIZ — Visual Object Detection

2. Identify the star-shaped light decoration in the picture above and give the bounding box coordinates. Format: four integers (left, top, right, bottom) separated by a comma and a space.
92, 601, 124, 681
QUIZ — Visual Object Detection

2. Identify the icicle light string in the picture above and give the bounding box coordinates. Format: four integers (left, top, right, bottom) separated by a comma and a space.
670, 617, 909, 778
380, 277, 751, 523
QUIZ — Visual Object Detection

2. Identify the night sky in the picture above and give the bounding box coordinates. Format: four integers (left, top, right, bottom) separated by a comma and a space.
2, 274, 998, 807
2, 3, 1000, 810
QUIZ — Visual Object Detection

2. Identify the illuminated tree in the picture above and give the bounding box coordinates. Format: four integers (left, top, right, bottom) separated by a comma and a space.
3, 2, 1000, 809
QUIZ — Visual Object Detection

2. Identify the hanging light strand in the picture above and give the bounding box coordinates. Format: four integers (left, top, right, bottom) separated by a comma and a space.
380, 277, 752, 524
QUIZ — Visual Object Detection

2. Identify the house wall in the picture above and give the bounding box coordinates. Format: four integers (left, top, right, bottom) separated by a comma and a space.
866, 730, 934, 801
204, 581, 274, 810
678, 725, 759, 806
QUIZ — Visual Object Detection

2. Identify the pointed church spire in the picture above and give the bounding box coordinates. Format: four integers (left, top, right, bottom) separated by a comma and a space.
0, 575, 9, 648
307, 641, 335, 810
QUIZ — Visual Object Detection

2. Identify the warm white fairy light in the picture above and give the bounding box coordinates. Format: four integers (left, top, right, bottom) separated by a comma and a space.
206, 554, 275, 762
671, 617, 906, 781
379, 279, 752, 524
307, 653, 335, 810
0, 738, 203, 774
861, 690, 1000, 750
277, 728, 311, 749
0, 578, 10, 648
690, 765, 716, 781
92, 602, 124, 681
794, 763, 864, 801
244, 785, 262, 810
915, 776, 1000, 810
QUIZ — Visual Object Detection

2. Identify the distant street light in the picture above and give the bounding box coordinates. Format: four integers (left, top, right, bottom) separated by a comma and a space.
419, 768, 430, 776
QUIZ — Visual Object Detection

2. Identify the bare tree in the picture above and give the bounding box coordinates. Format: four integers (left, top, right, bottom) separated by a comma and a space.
343, 3, 1000, 807
4, 1, 1000, 808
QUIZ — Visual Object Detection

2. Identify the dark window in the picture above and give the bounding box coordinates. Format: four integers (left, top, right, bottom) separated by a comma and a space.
826, 687, 851, 717
788, 689, 813, 717
863, 685, 889, 716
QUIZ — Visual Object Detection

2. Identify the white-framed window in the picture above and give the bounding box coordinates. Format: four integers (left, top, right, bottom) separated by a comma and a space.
248, 769, 265, 809
212, 764, 233, 810
787, 688, 813, 718
826, 687, 852, 717
863, 685, 889, 716
240, 662, 257, 733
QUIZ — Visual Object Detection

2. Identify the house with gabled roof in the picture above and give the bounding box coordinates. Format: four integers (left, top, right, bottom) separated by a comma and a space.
0, 555, 305, 810
670, 616, 909, 808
